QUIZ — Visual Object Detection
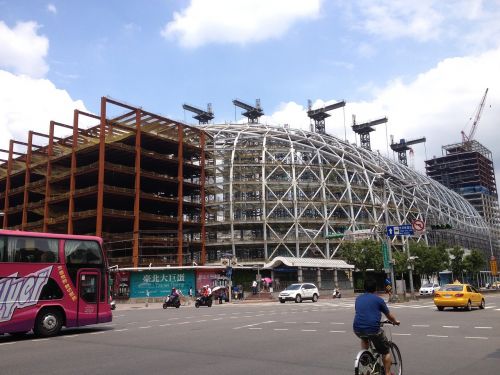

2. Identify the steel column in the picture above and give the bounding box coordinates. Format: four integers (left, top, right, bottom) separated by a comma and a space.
21, 132, 33, 230
2, 141, 14, 228
200, 131, 206, 265
177, 124, 184, 266
67, 110, 79, 234
96, 97, 107, 236
132, 109, 141, 268
43, 122, 55, 232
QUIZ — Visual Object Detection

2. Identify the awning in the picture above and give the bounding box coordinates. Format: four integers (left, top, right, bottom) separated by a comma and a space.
263, 256, 354, 270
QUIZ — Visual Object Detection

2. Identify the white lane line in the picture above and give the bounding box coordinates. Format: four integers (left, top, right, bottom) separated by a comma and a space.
301, 329, 317, 332
284, 322, 297, 324
443, 326, 459, 328
465, 336, 488, 340
329, 330, 346, 333
233, 320, 276, 330
168, 317, 180, 320
0, 342, 16, 346
255, 314, 265, 317
90, 331, 105, 335
31, 338, 50, 342
113, 314, 126, 317
496, 309, 500, 311
127, 322, 138, 325
273, 328, 289, 331
148, 320, 160, 323
393, 333, 412, 336
474, 327, 492, 329
159, 324, 171, 327
305, 322, 320, 324
427, 335, 448, 338
138, 326, 152, 329
177, 322, 190, 325
249, 328, 262, 330
485, 307, 495, 309
330, 322, 345, 325
195, 320, 207, 323
212, 318, 222, 321
413, 324, 430, 327
115, 329, 129, 332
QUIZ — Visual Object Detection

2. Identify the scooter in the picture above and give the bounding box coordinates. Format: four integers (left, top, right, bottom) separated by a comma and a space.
332, 289, 341, 299
163, 295, 181, 309
195, 294, 213, 308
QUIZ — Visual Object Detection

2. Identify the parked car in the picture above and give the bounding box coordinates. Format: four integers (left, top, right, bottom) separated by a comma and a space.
419, 283, 440, 296
278, 283, 319, 303
433, 282, 485, 311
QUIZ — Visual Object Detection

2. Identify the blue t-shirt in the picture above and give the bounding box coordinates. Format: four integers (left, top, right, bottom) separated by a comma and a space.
353, 293, 389, 333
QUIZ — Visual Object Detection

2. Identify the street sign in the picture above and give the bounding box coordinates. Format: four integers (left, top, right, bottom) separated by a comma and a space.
490, 256, 498, 276
381, 242, 390, 270
386, 224, 414, 237
412, 219, 425, 232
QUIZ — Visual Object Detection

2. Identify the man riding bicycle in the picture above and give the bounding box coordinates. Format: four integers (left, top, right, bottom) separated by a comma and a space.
353, 278, 400, 375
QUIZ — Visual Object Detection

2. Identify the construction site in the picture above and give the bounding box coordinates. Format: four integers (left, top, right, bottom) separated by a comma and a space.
1, 94, 498, 268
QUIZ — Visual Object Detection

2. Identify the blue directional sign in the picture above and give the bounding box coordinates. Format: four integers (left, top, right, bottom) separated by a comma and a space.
386, 224, 414, 237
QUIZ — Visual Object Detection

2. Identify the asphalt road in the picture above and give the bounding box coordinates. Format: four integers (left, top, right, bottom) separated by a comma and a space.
2, 295, 500, 375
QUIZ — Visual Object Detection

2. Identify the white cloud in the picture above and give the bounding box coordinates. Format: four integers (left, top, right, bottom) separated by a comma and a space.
0, 70, 90, 151
162, 0, 322, 48
267, 46, 500, 180
47, 3, 57, 14
0, 21, 49, 78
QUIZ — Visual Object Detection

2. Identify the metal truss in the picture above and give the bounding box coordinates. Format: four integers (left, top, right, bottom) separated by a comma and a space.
202, 123, 491, 261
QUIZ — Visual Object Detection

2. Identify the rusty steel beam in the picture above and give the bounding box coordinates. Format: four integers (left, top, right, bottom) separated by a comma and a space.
200, 131, 206, 265
67, 110, 79, 234
21, 131, 34, 230
2, 141, 14, 228
43, 122, 55, 232
177, 124, 184, 266
96, 97, 107, 236
132, 109, 142, 268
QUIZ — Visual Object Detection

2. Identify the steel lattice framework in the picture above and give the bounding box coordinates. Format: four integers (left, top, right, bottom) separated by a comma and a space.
202, 123, 492, 262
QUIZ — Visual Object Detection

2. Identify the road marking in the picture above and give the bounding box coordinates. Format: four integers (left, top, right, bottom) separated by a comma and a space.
305, 321, 320, 324
329, 330, 346, 333
427, 335, 448, 338
63, 334, 79, 338
90, 331, 105, 335
31, 338, 50, 342
148, 320, 160, 322
138, 326, 152, 329
284, 322, 297, 324
159, 324, 171, 327
273, 328, 288, 331
301, 329, 317, 332
115, 329, 129, 332
233, 320, 276, 330
177, 322, 190, 325
249, 328, 262, 330
393, 333, 411, 336
474, 327, 492, 329
212, 318, 222, 321
465, 336, 488, 340
195, 320, 207, 323
412, 324, 430, 327
443, 326, 459, 328
330, 322, 345, 325
127, 322, 138, 325
0, 342, 16, 346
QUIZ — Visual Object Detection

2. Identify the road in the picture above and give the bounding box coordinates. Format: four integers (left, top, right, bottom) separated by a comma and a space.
2, 295, 500, 375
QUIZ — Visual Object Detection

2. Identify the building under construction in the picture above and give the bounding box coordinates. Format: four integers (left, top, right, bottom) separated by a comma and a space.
0, 97, 205, 268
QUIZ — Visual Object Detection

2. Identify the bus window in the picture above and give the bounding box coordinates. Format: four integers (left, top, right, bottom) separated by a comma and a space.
0, 235, 6, 262
80, 274, 98, 303
65, 240, 103, 265
8, 236, 59, 263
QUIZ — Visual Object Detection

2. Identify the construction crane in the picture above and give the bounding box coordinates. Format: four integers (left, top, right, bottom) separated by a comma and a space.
351, 115, 388, 150
307, 99, 346, 134
232, 99, 264, 123
461, 88, 489, 148
390, 136, 426, 166
182, 103, 214, 124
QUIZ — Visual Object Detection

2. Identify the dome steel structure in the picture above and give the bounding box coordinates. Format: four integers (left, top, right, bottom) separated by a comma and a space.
202, 123, 491, 263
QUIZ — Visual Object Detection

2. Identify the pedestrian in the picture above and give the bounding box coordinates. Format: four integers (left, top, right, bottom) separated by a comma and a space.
252, 280, 258, 295
353, 278, 400, 375
188, 286, 193, 299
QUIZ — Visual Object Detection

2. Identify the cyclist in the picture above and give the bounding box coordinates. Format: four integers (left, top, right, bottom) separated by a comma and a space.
353, 278, 400, 375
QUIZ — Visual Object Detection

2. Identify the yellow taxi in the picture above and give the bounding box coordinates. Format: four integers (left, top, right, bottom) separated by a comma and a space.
433, 282, 485, 311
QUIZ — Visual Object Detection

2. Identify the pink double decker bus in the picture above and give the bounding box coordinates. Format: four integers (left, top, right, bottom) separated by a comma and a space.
0, 230, 112, 337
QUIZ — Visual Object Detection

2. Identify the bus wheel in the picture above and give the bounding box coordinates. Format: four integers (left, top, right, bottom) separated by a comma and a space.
34, 309, 62, 337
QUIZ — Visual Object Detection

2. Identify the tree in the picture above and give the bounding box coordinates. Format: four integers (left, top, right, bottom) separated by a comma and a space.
410, 242, 449, 281
463, 249, 485, 277
449, 247, 465, 281
337, 240, 383, 273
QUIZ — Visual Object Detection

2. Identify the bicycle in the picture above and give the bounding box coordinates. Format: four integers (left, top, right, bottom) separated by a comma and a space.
354, 320, 403, 375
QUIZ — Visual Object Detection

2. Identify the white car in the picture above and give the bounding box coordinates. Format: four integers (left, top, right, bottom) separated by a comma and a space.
278, 283, 319, 303
419, 283, 440, 296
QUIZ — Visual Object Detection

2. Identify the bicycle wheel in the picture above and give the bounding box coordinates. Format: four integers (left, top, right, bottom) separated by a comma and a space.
385, 342, 403, 375
354, 350, 378, 375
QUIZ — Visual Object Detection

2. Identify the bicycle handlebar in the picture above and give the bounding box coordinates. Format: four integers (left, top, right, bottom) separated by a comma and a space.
380, 319, 400, 326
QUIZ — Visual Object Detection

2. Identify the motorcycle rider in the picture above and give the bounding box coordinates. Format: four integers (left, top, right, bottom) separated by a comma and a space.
169, 287, 180, 304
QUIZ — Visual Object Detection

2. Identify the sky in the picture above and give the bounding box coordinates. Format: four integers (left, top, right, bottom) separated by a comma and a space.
1, 0, 500, 182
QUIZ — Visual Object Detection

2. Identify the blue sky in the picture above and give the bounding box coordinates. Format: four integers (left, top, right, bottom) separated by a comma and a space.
1, 0, 500, 179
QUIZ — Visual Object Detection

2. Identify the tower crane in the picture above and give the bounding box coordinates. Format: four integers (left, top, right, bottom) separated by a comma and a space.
461, 88, 488, 149
390, 136, 426, 166
351, 115, 388, 150
232, 99, 264, 123
307, 99, 346, 134
182, 103, 214, 124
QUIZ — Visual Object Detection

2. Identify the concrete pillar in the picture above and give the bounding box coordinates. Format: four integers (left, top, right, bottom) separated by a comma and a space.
334, 269, 338, 288
297, 267, 303, 283
316, 268, 321, 289
348, 270, 353, 289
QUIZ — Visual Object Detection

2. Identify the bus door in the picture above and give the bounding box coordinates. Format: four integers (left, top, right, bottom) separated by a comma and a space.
77, 270, 100, 326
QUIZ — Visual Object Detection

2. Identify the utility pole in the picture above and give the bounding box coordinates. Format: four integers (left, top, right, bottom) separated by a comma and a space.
383, 178, 397, 301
